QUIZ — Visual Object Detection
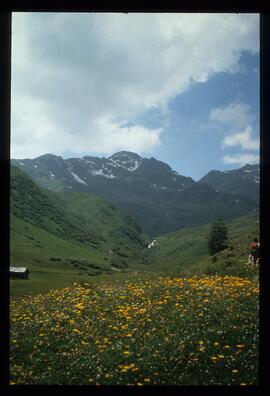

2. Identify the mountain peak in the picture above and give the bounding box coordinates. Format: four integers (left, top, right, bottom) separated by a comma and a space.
108, 151, 142, 161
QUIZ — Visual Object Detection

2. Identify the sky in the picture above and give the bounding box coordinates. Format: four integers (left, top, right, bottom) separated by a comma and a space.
11, 13, 259, 180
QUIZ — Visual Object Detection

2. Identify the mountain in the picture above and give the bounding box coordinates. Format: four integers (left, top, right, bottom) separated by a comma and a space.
11, 152, 259, 236
10, 165, 148, 291
11, 151, 194, 191
199, 164, 259, 203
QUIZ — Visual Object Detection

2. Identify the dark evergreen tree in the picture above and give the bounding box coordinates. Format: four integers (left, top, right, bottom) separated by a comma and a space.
207, 218, 228, 255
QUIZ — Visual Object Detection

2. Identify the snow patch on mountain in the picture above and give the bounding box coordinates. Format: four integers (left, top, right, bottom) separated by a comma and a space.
91, 169, 117, 179
152, 184, 168, 190
108, 157, 142, 172
70, 171, 87, 185
148, 239, 158, 248
49, 171, 55, 179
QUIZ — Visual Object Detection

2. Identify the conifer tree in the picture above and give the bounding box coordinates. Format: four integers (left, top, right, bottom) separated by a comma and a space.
207, 218, 228, 255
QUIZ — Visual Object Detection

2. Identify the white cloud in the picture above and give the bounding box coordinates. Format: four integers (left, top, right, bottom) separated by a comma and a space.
222, 126, 259, 150
209, 101, 259, 166
209, 102, 254, 130
222, 153, 259, 166
11, 13, 259, 158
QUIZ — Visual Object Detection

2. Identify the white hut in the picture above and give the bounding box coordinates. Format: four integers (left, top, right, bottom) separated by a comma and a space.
10, 267, 29, 279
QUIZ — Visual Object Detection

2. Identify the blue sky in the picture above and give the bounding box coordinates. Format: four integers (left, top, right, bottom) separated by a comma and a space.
154, 51, 259, 179
11, 13, 259, 180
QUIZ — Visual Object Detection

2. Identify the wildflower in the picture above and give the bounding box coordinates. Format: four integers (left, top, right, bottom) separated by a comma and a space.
123, 351, 130, 355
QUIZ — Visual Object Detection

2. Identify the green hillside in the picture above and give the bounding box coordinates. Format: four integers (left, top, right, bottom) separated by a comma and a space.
146, 214, 259, 275
10, 166, 148, 295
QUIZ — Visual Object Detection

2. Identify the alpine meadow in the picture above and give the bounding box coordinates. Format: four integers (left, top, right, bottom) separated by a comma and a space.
10, 13, 260, 386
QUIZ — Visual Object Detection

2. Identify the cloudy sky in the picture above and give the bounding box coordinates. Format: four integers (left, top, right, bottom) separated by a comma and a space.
11, 13, 259, 180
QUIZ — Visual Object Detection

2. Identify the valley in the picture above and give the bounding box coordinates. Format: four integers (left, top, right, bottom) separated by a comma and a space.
10, 154, 259, 295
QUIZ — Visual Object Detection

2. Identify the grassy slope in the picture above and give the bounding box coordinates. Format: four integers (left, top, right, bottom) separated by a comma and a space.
10, 166, 149, 295
11, 212, 259, 295
147, 214, 259, 274
55, 190, 148, 262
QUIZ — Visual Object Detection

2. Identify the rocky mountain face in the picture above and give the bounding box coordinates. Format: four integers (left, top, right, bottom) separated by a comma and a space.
12, 152, 259, 236
199, 164, 259, 204
12, 151, 194, 191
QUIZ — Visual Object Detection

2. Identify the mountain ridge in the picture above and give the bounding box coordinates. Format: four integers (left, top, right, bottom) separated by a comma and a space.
11, 151, 259, 236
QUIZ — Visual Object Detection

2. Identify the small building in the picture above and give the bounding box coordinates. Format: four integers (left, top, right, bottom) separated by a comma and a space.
10, 266, 29, 280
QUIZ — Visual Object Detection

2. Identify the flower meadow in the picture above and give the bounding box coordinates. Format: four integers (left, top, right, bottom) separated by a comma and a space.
10, 274, 259, 385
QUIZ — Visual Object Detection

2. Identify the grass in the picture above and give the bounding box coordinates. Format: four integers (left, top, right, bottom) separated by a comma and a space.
10, 215, 113, 295
10, 273, 259, 385
10, 211, 259, 295
147, 213, 259, 273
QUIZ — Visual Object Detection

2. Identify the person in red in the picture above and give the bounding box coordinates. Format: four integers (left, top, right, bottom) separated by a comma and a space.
250, 237, 260, 268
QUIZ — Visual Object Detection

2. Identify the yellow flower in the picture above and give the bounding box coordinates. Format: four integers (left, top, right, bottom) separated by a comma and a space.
39, 333, 45, 337
232, 369, 238, 374
123, 351, 130, 355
